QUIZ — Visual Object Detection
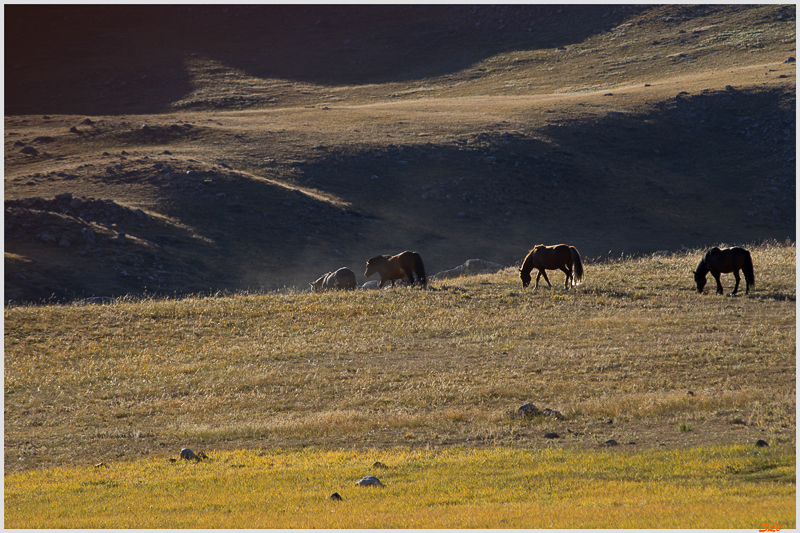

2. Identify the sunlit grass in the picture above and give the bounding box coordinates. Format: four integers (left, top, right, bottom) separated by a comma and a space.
4, 445, 794, 529
4, 241, 795, 473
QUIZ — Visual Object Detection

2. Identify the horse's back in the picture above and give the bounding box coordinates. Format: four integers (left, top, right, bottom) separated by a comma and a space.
329, 267, 357, 290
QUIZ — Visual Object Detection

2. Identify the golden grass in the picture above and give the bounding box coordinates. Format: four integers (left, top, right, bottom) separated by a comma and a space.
4, 445, 795, 528
4, 241, 795, 473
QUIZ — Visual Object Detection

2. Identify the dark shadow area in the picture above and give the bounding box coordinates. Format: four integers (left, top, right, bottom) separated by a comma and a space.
4, 85, 794, 303
5, 4, 647, 116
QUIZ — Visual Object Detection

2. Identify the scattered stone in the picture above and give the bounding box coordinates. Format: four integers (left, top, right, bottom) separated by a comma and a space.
40, 233, 57, 243
69, 126, 80, 134
55, 192, 73, 201
58, 238, 70, 247
784, 57, 795, 63
434, 258, 505, 280
19, 146, 38, 155
755, 439, 769, 448
542, 408, 565, 420
355, 476, 383, 487
70, 198, 84, 209
373, 461, 389, 469
329, 492, 343, 501
604, 439, 619, 446
95, 462, 106, 468
544, 432, 560, 439
81, 118, 95, 125
32, 136, 54, 143
518, 403, 540, 416
179, 448, 208, 461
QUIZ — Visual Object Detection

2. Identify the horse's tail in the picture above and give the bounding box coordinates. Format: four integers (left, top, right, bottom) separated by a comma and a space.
742, 250, 755, 290
570, 246, 584, 286
414, 252, 427, 288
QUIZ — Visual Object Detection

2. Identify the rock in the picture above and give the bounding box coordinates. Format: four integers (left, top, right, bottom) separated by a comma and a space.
179, 448, 207, 461
355, 476, 383, 487
544, 432, 560, 439
81, 118, 95, 125
70, 198, 84, 209
19, 146, 38, 155
33, 136, 54, 143
755, 439, 769, 448
784, 57, 795, 63
542, 408, 565, 420
134, 208, 148, 220
114, 233, 127, 244
373, 461, 389, 469
329, 492, 343, 501
434, 258, 505, 280
360, 281, 382, 290
518, 403, 540, 416
58, 239, 70, 247
604, 439, 619, 446
55, 192, 73, 201
69, 126, 80, 134
40, 233, 57, 243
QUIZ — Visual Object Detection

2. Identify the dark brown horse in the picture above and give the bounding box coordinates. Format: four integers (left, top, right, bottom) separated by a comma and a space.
694, 246, 754, 295
365, 251, 427, 289
519, 244, 584, 289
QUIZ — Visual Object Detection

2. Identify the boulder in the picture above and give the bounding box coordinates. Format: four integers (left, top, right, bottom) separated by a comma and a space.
433, 258, 505, 280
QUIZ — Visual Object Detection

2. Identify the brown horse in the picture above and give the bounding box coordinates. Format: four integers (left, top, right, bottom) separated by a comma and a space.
519, 244, 584, 289
310, 267, 357, 292
365, 251, 427, 289
694, 246, 754, 295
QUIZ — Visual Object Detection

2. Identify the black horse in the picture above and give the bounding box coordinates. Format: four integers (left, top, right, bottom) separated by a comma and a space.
694, 247, 755, 295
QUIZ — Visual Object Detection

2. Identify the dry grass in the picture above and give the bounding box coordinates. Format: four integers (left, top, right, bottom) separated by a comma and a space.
4, 241, 795, 473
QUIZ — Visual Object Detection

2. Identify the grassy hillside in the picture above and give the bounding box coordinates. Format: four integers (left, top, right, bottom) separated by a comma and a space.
4, 241, 795, 474
4, 4, 796, 302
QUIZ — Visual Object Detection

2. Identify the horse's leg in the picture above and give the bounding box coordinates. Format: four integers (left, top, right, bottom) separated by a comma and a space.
379, 278, 387, 289
540, 270, 553, 288
712, 271, 723, 295
731, 270, 741, 295
559, 266, 572, 289
534, 271, 542, 290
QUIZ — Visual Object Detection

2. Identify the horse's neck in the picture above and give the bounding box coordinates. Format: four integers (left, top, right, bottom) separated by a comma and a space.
521, 253, 535, 273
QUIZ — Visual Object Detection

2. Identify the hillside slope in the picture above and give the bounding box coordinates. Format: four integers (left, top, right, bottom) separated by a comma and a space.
4, 5, 796, 302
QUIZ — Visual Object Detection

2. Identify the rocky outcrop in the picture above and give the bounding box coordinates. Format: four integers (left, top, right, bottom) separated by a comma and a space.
433, 258, 505, 280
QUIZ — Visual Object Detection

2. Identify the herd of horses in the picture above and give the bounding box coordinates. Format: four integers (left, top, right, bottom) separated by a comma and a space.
311, 244, 755, 296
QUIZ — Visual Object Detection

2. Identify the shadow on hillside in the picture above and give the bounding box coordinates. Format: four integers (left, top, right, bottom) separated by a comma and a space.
5, 4, 645, 116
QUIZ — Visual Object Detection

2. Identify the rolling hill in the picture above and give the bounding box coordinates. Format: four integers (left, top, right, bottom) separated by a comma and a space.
4, 4, 795, 303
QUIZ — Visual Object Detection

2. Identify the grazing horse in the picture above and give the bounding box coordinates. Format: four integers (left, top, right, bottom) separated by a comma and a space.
310, 267, 357, 292
519, 244, 584, 289
694, 247, 754, 295
365, 251, 427, 289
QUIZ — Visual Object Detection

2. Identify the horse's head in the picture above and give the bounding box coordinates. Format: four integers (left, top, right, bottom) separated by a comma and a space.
519, 268, 531, 288
365, 259, 378, 278
693, 270, 706, 293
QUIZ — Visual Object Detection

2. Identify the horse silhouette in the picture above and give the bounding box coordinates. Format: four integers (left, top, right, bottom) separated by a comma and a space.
365, 251, 427, 289
310, 267, 357, 292
519, 244, 584, 289
694, 247, 754, 295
